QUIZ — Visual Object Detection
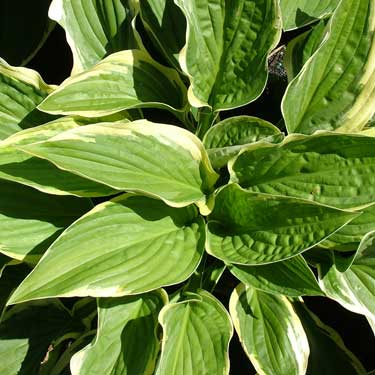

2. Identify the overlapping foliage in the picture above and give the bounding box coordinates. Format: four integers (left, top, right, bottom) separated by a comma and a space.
1, 0, 374, 374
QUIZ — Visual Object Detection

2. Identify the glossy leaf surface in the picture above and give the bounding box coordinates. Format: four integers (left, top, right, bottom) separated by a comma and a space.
230, 133, 375, 208
38, 50, 188, 117
206, 184, 357, 265
49, 0, 140, 73
228, 255, 322, 296
9, 195, 205, 303
176, 0, 281, 110
71, 290, 166, 375
230, 284, 309, 375
282, 0, 375, 134
19, 120, 218, 210
155, 290, 232, 375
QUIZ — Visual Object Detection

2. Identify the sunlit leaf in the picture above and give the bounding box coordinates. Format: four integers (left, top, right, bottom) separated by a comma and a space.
8, 195, 205, 303
155, 290, 233, 375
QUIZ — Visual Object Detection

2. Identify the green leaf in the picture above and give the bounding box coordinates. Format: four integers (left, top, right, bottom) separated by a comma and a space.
0, 0, 55, 66
71, 290, 167, 375
321, 203, 375, 251
139, 0, 186, 70
19, 120, 218, 211
203, 116, 283, 169
0, 180, 92, 263
280, 0, 339, 30
8, 194, 205, 303
318, 230, 375, 332
284, 20, 327, 81
230, 133, 375, 208
228, 255, 322, 296
206, 184, 357, 265
38, 50, 188, 117
49, 0, 140, 74
230, 284, 309, 375
155, 290, 233, 375
0, 60, 55, 140
282, 0, 375, 134
0, 118, 117, 197
0, 300, 72, 375
292, 301, 367, 375
0, 263, 30, 316
175, 0, 281, 110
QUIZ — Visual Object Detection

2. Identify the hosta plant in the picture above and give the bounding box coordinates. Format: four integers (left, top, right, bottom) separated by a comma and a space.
1, 0, 375, 374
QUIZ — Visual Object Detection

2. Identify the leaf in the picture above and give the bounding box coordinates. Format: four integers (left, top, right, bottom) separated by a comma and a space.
0, 118, 117, 197
19, 120, 218, 211
230, 133, 375, 208
203, 116, 282, 169
71, 290, 167, 375
284, 20, 327, 81
282, 0, 375, 134
0, 264, 31, 315
229, 284, 309, 375
280, 0, 339, 30
206, 184, 357, 265
155, 290, 233, 375
0, 60, 55, 140
0, 180, 92, 263
318, 230, 375, 333
139, 0, 186, 70
0, 300, 72, 375
0, 0, 55, 66
228, 255, 322, 296
49, 0, 140, 74
8, 194, 205, 303
292, 300, 367, 374
175, 0, 281, 110
321, 203, 375, 251
38, 50, 188, 117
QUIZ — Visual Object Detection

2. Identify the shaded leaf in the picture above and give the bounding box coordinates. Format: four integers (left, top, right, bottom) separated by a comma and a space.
228, 255, 322, 296
280, 0, 339, 30
0, 180, 92, 263
0, 300, 72, 375
206, 184, 357, 265
71, 290, 167, 375
139, 0, 186, 70
0, 0, 54, 66
293, 300, 367, 374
